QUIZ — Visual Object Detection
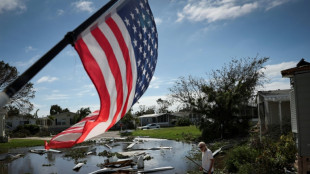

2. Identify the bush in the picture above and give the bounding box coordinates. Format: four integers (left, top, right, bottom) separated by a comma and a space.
176, 117, 191, 126
225, 145, 258, 173
12, 124, 40, 137
225, 133, 297, 174
255, 134, 297, 174
199, 120, 221, 142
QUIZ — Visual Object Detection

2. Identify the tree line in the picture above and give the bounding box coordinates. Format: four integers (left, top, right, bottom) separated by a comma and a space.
1, 56, 269, 141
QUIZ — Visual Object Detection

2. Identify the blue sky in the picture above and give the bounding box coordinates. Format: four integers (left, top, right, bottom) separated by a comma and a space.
1, 0, 309, 117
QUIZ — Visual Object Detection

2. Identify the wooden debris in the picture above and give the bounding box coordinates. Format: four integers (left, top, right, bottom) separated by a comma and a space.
0, 153, 23, 161
86, 148, 96, 155
118, 151, 146, 157
104, 144, 113, 150
89, 166, 136, 174
137, 166, 174, 173
126, 142, 136, 149
29, 149, 61, 154
73, 162, 84, 170
104, 159, 133, 167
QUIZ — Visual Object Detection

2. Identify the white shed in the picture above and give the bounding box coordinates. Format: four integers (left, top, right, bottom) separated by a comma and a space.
257, 89, 291, 137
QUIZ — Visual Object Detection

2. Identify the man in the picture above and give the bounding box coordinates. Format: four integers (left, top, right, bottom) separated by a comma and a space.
198, 142, 214, 174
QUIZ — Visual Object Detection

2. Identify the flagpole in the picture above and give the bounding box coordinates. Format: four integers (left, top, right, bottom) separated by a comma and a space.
0, 0, 118, 108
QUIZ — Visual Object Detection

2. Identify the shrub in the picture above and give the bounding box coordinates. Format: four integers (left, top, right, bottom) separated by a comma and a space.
225, 145, 258, 173
12, 124, 40, 137
176, 117, 191, 126
225, 133, 297, 174
199, 120, 221, 142
255, 134, 297, 174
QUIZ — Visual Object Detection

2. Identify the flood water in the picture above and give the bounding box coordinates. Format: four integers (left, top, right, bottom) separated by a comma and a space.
0, 138, 200, 174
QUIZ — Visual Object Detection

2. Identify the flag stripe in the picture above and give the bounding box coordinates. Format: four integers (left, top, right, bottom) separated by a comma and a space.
111, 14, 138, 115
75, 38, 111, 121
78, 28, 118, 141
74, 37, 110, 143
90, 27, 124, 127
106, 16, 133, 120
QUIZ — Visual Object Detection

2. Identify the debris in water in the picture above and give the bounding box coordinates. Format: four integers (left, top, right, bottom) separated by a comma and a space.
137, 166, 174, 173
73, 162, 85, 171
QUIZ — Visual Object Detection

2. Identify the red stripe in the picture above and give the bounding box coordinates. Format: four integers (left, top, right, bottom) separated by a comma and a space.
75, 38, 111, 122
91, 26, 124, 124
74, 38, 111, 143
80, 115, 98, 122
106, 17, 133, 126
48, 140, 76, 149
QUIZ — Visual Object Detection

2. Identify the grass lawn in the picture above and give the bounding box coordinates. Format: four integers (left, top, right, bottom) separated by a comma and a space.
132, 125, 201, 141
0, 139, 45, 149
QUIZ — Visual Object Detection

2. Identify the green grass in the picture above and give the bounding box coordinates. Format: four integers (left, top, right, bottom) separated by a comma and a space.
132, 125, 201, 141
0, 139, 45, 149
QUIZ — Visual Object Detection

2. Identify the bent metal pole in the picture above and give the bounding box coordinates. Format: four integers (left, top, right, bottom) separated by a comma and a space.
0, 0, 118, 109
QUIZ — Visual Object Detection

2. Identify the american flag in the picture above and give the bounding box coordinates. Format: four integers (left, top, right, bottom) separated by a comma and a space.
46, 0, 158, 149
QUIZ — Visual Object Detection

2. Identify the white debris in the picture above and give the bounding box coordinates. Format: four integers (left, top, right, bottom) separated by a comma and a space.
73, 163, 84, 170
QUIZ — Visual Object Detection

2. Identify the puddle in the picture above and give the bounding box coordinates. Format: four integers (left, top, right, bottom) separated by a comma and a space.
0, 138, 200, 174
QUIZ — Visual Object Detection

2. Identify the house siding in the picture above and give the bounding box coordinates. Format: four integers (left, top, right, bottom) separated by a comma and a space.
294, 73, 310, 156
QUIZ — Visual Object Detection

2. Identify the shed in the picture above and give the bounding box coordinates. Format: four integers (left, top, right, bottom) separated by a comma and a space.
257, 89, 291, 136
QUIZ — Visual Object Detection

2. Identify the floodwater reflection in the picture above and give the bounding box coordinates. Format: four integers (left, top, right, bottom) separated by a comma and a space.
0, 138, 200, 174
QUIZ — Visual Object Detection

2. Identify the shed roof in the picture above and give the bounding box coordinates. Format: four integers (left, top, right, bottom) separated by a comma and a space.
257, 89, 290, 101
281, 58, 310, 78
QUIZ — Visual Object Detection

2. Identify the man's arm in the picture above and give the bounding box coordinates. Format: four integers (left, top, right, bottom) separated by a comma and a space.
208, 159, 214, 174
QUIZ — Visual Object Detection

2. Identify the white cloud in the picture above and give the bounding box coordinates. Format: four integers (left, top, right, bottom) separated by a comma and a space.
44, 94, 69, 100
148, 76, 160, 89
176, 0, 293, 23
72, 1, 95, 13
0, 0, 26, 14
260, 80, 290, 91
76, 84, 97, 96
25, 46, 36, 53
15, 55, 40, 67
148, 76, 176, 89
66, 49, 77, 57
177, 0, 258, 23
257, 60, 296, 91
262, 61, 297, 79
155, 17, 163, 25
132, 95, 166, 112
57, 9, 64, 16
37, 76, 59, 84
132, 95, 180, 113
265, 0, 291, 11
70, 104, 100, 113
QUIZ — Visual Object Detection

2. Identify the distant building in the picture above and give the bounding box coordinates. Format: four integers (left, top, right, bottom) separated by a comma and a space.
139, 113, 181, 127
172, 112, 203, 124
5, 115, 36, 131
46, 112, 76, 133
